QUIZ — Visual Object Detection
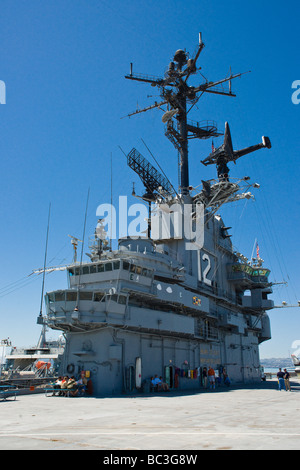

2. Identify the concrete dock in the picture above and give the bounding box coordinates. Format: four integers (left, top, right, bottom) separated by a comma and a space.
1, 378, 299, 451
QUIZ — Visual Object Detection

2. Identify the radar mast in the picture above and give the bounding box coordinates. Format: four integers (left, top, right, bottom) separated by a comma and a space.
124, 32, 249, 195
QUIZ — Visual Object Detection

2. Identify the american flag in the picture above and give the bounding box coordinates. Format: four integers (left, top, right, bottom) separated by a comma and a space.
256, 242, 260, 258
212, 140, 215, 152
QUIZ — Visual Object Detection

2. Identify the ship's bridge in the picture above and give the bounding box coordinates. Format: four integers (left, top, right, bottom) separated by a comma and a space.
227, 263, 271, 290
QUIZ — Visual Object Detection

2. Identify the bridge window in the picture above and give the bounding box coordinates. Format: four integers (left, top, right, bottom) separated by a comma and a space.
47, 293, 55, 303
69, 260, 148, 276
66, 292, 77, 302
105, 263, 113, 272
118, 295, 127, 305
79, 292, 93, 301
55, 292, 65, 302
109, 294, 127, 305
122, 261, 130, 271
94, 292, 104, 302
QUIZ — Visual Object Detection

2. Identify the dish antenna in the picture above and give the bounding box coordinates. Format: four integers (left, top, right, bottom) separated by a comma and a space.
162, 108, 179, 123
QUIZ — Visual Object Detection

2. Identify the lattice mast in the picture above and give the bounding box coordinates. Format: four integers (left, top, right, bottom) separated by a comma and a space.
124, 33, 247, 195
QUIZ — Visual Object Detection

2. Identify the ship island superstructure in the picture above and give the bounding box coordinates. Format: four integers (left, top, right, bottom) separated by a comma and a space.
42, 34, 274, 395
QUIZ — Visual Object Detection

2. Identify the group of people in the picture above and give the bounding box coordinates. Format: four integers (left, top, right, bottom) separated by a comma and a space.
149, 366, 292, 393
202, 367, 230, 390
150, 375, 170, 392
150, 368, 231, 392
277, 368, 291, 391
51, 374, 88, 397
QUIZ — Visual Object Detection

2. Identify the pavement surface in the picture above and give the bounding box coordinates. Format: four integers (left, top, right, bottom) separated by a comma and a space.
0, 378, 299, 451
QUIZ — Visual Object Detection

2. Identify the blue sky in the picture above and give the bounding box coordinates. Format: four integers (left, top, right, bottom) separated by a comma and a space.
0, 0, 299, 359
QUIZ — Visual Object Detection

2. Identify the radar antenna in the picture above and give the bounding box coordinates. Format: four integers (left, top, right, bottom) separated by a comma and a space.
68, 235, 83, 263
124, 32, 250, 194
125, 147, 176, 237
127, 147, 174, 201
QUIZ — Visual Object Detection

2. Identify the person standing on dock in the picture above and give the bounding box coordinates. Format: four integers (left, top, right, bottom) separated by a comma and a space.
277, 368, 286, 391
202, 367, 208, 389
208, 367, 216, 390
283, 369, 291, 391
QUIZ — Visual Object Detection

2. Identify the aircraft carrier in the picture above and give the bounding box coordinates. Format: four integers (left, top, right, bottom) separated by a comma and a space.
42, 33, 274, 395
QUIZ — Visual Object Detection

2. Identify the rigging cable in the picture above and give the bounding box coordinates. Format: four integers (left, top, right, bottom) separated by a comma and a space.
38, 203, 51, 319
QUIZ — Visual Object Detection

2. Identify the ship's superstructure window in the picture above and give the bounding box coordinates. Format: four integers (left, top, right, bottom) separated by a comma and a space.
79, 292, 93, 301
48, 290, 104, 303
118, 295, 127, 304
47, 293, 55, 303
67, 260, 152, 277
105, 262, 113, 272
123, 261, 130, 270
128, 263, 152, 277
66, 292, 77, 302
55, 292, 64, 302
94, 292, 104, 302
109, 294, 127, 304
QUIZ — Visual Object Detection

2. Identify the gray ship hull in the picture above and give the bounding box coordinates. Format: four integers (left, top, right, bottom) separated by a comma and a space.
60, 323, 269, 395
